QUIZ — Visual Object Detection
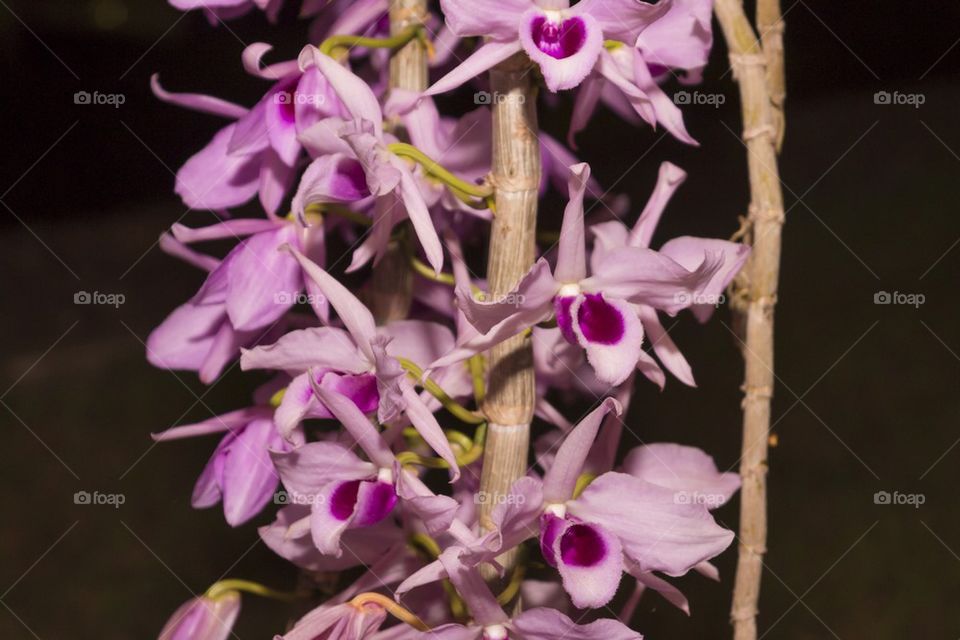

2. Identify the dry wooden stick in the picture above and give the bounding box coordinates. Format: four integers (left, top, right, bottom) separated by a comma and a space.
368, 0, 428, 324
756, 0, 786, 150
713, 1, 787, 639
478, 53, 541, 572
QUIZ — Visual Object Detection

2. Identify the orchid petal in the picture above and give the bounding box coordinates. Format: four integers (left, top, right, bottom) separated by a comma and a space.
175, 124, 260, 211
554, 163, 591, 283
542, 398, 621, 503
284, 245, 378, 360
622, 442, 740, 508
510, 607, 642, 640
241, 326, 369, 374
569, 472, 735, 576
438, 0, 529, 39
630, 161, 687, 248
426, 40, 524, 96
151, 74, 247, 119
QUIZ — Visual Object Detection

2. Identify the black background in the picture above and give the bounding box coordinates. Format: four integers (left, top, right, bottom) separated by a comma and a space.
1, 1, 958, 638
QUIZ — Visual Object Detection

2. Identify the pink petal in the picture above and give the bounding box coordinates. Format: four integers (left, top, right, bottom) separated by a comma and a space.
438, 0, 529, 38
426, 40, 524, 96
298, 46, 384, 137
554, 163, 590, 283
638, 305, 695, 386
510, 608, 641, 640
622, 442, 740, 508
271, 442, 375, 499
572, 0, 669, 44
630, 161, 687, 248
284, 245, 378, 359
175, 124, 261, 211
151, 74, 248, 119
542, 398, 621, 503
221, 418, 285, 526
225, 226, 301, 331
569, 472, 735, 576
240, 326, 369, 374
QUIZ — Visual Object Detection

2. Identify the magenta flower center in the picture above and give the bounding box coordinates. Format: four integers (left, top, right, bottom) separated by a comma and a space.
577, 294, 625, 345
530, 15, 587, 59
352, 480, 398, 527
330, 480, 362, 520
559, 524, 607, 567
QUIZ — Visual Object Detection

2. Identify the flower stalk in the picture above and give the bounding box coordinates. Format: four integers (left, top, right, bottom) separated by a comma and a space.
478, 52, 542, 575
713, 0, 788, 638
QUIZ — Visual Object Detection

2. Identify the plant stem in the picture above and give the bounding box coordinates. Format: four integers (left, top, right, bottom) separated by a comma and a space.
478, 53, 540, 574
756, 0, 786, 150
369, 0, 428, 324
713, 1, 787, 639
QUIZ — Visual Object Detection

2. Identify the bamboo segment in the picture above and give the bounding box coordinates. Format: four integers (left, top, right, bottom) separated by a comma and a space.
713, 1, 787, 638
478, 53, 541, 572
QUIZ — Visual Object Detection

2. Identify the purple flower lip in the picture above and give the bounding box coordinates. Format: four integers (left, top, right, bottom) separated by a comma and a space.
530, 14, 587, 60
559, 523, 607, 567
576, 293, 625, 345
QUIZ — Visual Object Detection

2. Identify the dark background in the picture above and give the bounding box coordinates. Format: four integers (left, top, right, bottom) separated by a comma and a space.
1, 1, 958, 638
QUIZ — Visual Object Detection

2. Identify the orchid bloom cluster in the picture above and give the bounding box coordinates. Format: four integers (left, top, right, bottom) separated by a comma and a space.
150, 0, 749, 638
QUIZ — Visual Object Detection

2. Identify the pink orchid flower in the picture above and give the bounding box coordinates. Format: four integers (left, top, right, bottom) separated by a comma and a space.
569, 0, 714, 146
270, 383, 479, 557
152, 397, 290, 526
589, 161, 749, 387
240, 245, 463, 473
294, 47, 446, 273
153, 43, 348, 216
146, 214, 328, 382
430, 162, 741, 387
427, 0, 669, 94
400, 400, 734, 609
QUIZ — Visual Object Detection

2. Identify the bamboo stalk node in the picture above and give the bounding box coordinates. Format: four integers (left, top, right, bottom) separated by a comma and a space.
742, 124, 778, 142
747, 203, 785, 224
391, 4, 428, 27
729, 52, 767, 69
731, 604, 760, 622
739, 462, 769, 480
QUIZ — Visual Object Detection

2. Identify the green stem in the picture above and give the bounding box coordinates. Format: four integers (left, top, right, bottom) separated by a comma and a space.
395, 357, 485, 425
387, 142, 494, 201
320, 25, 425, 58
205, 579, 305, 602
467, 356, 486, 405
410, 256, 456, 286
